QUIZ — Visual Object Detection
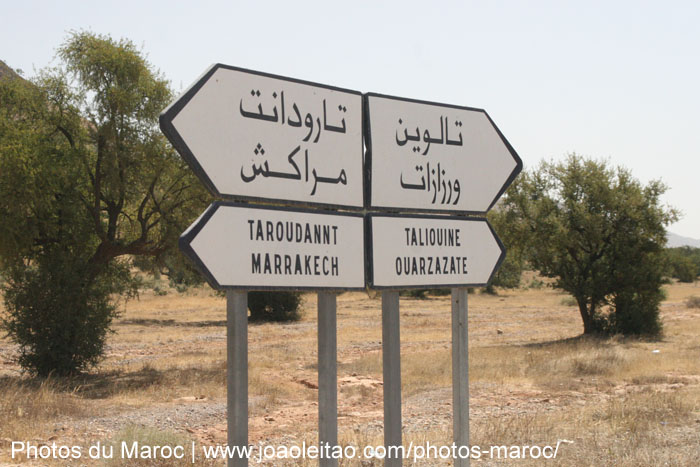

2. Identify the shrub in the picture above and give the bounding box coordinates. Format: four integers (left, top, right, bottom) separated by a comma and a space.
686, 296, 700, 308
1, 254, 132, 376
669, 254, 697, 283
400, 289, 428, 299
666, 246, 700, 282
606, 289, 663, 336
400, 289, 451, 299
429, 288, 452, 296
248, 291, 302, 322
561, 296, 578, 306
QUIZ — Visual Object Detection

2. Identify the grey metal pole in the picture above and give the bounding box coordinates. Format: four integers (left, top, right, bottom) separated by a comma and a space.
382, 290, 402, 466
227, 290, 248, 467
452, 288, 469, 467
318, 292, 338, 467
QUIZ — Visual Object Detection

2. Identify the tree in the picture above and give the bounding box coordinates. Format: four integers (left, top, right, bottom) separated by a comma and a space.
502, 155, 677, 336
486, 202, 530, 292
0, 32, 208, 375
667, 247, 700, 283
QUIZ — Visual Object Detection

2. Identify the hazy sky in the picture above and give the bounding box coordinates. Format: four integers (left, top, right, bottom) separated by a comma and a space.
2, 0, 699, 238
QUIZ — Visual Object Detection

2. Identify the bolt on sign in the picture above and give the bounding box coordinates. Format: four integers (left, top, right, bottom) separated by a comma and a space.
364, 93, 522, 214
160, 64, 364, 210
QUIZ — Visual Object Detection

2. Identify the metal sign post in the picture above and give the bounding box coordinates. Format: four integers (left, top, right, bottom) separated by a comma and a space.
317, 292, 338, 467
382, 290, 402, 466
451, 288, 469, 467
367, 213, 502, 467
163, 64, 521, 467
227, 291, 248, 467
364, 91, 521, 466
161, 65, 366, 466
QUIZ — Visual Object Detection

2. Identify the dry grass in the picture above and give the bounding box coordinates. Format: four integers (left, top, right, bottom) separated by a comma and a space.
0, 377, 87, 442
1, 278, 699, 465
470, 386, 700, 466
686, 295, 700, 308
103, 425, 220, 466
335, 386, 700, 466
106, 425, 194, 466
470, 337, 637, 387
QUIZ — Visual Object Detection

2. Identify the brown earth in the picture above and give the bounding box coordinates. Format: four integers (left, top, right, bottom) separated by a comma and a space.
1, 279, 699, 465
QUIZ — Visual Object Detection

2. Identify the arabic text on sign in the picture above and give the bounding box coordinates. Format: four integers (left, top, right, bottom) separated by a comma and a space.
239, 89, 351, 196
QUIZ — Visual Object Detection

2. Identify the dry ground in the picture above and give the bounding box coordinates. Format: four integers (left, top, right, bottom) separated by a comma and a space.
1, 279, 699, 465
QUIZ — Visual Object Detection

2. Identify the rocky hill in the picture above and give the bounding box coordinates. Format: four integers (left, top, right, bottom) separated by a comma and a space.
667, 232, 700, 248
0, 59, 21, 80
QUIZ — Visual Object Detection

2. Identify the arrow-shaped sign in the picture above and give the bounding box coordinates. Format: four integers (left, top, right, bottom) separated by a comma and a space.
364, 93, 522, 214
180, 202, 366, 290
160, 64, 364, 209
367, 214, 505, 288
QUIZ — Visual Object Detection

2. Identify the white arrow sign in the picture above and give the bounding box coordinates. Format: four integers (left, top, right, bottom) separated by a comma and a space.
161, 64, 364, 209
365, 93, 522, 214
368, 214, 505, 288
180, 203, 366, 290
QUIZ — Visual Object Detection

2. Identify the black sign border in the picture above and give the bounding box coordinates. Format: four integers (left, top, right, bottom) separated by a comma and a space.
179, 201, 367, 291
366, 212, 506, 290
160, 63, 365, 211
363, 92, 523, 215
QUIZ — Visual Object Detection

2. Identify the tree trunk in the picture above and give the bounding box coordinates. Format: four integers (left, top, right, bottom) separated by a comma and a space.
577, 300, 595, 334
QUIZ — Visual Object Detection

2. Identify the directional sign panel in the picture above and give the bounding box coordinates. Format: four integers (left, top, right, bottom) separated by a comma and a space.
161, 64, 364, 209
368, 214, 505, 288
365, 93, 522, 214
180, 203, 365, 290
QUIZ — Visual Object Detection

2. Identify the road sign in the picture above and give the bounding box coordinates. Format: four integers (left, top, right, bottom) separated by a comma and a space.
367, 214, 505, 288
364, 93, 522, 214
160, 64, 364, 209
180, 202, 366, 290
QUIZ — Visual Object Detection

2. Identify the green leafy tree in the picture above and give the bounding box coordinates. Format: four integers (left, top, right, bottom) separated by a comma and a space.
502, 155, 677, 336
0, 32, 207, 375
486, 203, 530, 293
666, 247, 700, 283
670, 255, 697, 283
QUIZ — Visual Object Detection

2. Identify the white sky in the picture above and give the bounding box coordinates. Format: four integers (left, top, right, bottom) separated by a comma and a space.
2, 0, 699, 238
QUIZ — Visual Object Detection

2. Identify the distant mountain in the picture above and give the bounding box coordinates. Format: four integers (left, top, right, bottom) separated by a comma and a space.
667, 232, 700, 248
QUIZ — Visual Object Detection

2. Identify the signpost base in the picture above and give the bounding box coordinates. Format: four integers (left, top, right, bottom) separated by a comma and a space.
318, 292, 338, 467
451, 288, 469, 467
227, 291, 249, 467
